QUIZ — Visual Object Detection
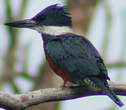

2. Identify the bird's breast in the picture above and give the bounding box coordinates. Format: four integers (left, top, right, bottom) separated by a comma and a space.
45, 51, 72, 84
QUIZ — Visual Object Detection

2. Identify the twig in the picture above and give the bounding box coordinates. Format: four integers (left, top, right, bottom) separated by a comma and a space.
0, 82, 125, 110
106, 62, 126, 69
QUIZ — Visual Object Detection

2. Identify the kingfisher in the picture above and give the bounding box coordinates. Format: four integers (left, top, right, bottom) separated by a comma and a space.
5, 4, 123, 107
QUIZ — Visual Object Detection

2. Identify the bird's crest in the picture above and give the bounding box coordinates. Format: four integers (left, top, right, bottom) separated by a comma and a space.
32, 4, 71, 21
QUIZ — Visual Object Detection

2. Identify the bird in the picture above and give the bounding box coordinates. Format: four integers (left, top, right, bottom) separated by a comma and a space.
5, 4, 123, 107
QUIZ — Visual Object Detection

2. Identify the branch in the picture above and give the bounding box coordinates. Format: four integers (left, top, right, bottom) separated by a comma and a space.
107, 62, 126, 69
0, 82, 126, 110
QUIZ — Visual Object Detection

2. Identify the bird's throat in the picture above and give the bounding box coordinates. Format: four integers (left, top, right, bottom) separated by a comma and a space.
34, 26, 73, 36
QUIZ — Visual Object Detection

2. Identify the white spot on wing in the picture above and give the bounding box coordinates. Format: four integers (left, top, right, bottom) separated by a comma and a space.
83, 78, 98, 89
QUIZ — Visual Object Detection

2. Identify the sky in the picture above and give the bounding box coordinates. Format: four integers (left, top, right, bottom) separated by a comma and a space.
0, 0, 126, 110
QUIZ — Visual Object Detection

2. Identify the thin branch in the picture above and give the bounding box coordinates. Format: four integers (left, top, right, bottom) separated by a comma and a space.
101, 0, 112, 59
106, 62, 126, 69
0, 82, 126, 110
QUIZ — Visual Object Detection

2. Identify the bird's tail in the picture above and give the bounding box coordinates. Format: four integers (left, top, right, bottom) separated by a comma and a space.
89, 77, 124, 107
102, 86, 123, 107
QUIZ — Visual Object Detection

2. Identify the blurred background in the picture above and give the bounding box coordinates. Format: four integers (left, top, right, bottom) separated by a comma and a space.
0, 0, 126, 110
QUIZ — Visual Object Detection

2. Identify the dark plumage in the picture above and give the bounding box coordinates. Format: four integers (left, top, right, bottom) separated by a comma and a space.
5, 4, 123, 107
32, 4, 72, 27
42, 33, 108, 82
42, 33, 123, 107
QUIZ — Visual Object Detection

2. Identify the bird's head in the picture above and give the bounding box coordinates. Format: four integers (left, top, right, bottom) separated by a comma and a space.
5, 4, 73, 35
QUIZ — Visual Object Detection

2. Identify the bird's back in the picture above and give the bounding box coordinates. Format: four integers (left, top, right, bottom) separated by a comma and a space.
42, 33, 109, 82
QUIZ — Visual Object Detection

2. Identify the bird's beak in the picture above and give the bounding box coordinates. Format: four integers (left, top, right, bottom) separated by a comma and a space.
4, 19, 36, 28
